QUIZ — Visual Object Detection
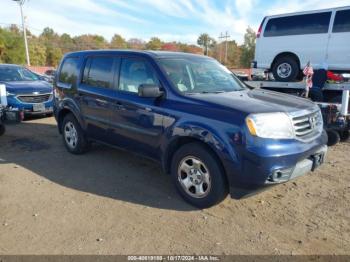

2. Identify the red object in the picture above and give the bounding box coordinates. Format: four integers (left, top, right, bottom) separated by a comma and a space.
303, 62, 314, 89
327, 71, 343, 81
26, 66, 55, 75
257, 17, 266, 38
161, 43, 179, 52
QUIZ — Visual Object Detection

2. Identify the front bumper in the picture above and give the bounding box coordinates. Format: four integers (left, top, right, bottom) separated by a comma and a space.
6, 96, 53, 115
22, 107, 53, 115
227, 131, 328, 198
264, 145, 327, 184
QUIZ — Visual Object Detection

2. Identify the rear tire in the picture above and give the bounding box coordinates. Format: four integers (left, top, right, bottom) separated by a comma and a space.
0, 124, 5, 136
62, 113, 90, 154
170, 142, 228, 208
327, 130, 340, 146
272, 56, 299, 82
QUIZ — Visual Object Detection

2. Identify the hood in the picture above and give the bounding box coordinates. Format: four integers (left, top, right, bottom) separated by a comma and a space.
190, 89, 317, 114
1, 81, 53, 95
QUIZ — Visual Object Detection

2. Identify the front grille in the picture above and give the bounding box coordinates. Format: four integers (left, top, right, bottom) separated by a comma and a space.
292, 110, 322, 140
17, 93, 51, 104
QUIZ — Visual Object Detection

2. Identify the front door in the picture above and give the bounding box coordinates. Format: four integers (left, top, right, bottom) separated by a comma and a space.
108, 57, 165, 159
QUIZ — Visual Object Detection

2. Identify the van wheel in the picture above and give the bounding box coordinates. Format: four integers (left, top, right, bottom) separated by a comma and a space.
0, 124, 5, 136
62, 113, 90, 154
171, 142, 228, 208
327, 130, 340, 146
272, 56, 299, 82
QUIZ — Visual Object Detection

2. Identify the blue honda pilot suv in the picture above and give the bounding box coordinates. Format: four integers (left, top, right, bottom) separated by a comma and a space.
53, 50, 327, 208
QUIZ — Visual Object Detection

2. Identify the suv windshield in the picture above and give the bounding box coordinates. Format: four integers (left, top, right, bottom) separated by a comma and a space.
0, 67, 39, 82
159, 57, 245, 94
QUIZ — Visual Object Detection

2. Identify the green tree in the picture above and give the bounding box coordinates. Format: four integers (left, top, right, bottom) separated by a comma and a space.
240, 27, 256, 67
60, 33, 75, 53
110, 34, 127, 49
212, 40, 242, 67
146, 37, 162, 50
127, 38, 145, 50
73, 34, 108, 50
0, 26, 25, 64
40, 27, 60, 47
46, 46, 62, 67
29, 40, 46, 66
197, 33, 216, 55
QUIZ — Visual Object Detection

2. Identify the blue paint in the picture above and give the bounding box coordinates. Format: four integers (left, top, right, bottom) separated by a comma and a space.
53, 50, 327, 197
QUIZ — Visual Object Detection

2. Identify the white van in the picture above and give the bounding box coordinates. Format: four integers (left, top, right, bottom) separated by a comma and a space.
252, 6, 350, 82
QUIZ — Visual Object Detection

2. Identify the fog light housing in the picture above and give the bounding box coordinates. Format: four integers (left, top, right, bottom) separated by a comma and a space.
267, 168, 293, 183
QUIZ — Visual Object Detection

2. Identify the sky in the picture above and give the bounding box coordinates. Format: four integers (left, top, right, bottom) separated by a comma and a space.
0, 0, 349, 44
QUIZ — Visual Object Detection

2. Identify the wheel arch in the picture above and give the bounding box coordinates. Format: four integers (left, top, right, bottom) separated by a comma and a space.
161, 121, 241, 192
57, 102, 85, 134
163, 136, 228, 180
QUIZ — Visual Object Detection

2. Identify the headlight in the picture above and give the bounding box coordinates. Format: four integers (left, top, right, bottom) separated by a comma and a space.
246, 112, 295, 139
6, 91, 16, 96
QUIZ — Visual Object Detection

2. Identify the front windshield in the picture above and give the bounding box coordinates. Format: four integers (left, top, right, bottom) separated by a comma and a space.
0, 67, 39, 82
159, 57, 246, 94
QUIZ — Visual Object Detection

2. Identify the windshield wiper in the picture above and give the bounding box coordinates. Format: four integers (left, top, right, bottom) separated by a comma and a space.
199, 90, 226, 94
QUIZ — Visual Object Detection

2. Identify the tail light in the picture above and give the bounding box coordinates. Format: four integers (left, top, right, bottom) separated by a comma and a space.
257, 17, 266, 38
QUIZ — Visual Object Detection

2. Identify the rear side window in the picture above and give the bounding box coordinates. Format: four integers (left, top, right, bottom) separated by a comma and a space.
264, 12, 331, 37
83, 56, 115, 89
59, 57, 79, 84
333, 9, 350, 33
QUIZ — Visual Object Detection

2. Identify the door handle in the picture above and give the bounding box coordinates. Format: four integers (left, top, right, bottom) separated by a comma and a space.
96, 98, 108, 104
114, 101, 124, 110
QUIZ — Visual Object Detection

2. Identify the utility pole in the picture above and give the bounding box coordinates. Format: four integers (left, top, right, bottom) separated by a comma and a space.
218, 31, 230, 65
13, 0, 30, 66
218, 33, 223, 63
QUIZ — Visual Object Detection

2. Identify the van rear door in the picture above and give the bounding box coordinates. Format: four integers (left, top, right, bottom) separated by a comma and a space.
327, 8, 350, 70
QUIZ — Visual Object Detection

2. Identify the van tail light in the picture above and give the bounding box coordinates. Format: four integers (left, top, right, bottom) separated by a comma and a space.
257, 17, 266, 38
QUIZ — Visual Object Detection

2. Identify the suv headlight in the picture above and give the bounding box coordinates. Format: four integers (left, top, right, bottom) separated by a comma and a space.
6, 91, 16, 96
246, 112, 295, 139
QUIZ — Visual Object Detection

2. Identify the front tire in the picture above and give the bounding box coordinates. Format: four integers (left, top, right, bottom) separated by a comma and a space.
171, 142, 228, 208
62, 113, 90, 154
272, 56, 299, 82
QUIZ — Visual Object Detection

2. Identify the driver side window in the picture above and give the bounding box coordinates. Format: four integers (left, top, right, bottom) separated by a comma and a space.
119, 58, 159, 93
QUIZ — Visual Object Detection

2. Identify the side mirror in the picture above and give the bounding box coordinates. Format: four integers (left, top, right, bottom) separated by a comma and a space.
138, 84, 163, 98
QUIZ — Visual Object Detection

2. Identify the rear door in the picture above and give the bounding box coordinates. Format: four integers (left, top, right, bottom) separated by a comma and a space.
77, 55, 118, 141
327, 8, 350, 70
262, 11, 332, 68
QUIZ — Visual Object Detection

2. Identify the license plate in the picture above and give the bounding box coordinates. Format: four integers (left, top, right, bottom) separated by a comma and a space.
33, 103, 46, 112
311, 153, 325, 171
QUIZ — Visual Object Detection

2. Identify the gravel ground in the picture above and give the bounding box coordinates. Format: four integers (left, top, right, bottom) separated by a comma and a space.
0, 117, 349, 255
